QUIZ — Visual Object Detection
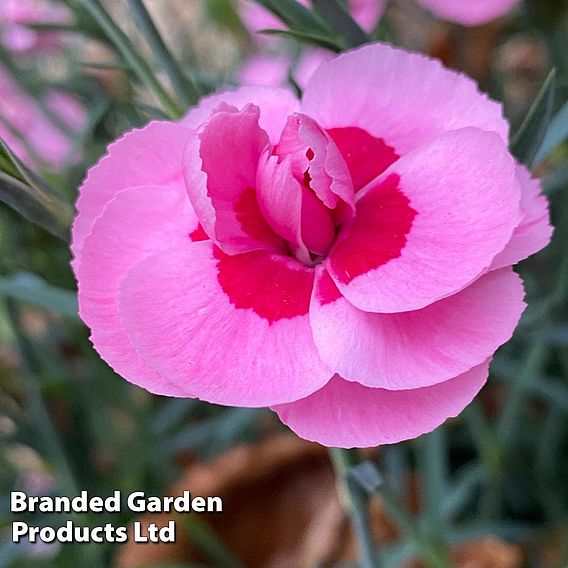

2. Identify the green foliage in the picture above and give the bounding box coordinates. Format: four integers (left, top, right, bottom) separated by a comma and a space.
0, 141, 73, 241
1, 1, 568, 567
511, 69, 557, 167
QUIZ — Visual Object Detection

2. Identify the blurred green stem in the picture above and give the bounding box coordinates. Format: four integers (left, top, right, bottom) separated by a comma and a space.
463, 401, 502, 518
5, 299, 79, 495
128, 0, 200, 109
374, 477, 452, 568
329, 448, 377, 568
78, 0, 183, 119
498, 341, 549, 448
416, 429, 452, 563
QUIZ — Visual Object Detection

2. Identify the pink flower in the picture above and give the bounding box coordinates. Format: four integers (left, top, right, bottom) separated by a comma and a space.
0, 66, 85, 169
239, 54, 291, 88
0, 0, 71, 53
417, 0, 521, 26
239, 49, 333, 90
72, 43, 552, 448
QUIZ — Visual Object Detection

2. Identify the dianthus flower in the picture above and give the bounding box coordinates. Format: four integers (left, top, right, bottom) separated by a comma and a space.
0, 0, 70, 53
0, 66, 85, 169
73, 43, 551, 447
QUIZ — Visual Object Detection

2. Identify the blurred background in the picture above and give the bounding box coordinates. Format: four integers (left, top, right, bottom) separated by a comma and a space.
1, 1, 568, 566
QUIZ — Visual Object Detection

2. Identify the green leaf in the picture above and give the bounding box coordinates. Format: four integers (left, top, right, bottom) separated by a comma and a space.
253, 0, 331, 36
511, 69, 556, 167
543, 163, 568, 194
0, 139, 74, 241
348, 460, 384, 493
81, 60, 131, 70
0, 272, 79, 319
259, 28, 341, 51
534, 98, 568, 164
77, 0, 183, 119
311, 0, 370, 48
207, 0, 247, 36
180, 515, 245, 568
443, 465, 486, 520
128, 0, 200, 108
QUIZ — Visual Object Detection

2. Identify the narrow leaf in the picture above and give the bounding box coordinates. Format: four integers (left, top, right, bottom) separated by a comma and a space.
534, 98, 568, 164
511, 69, 556, 167
253, 0, 331, 35
312, 0, 370, 48
0, 272, 79, 318
543, 164, 568, 194
259, 28, 341, 52
128, 0, 200, 108
180, 516, 245, 568
349, 461, 384, 493
0, 139, 73, 241
77, 0, 183, 119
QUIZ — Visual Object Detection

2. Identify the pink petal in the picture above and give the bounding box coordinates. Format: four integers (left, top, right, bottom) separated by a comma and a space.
417, 0, 520, 26
238, 0, 292, 34
310, 268, 525, 389
256, 152, 309, 262
491, 165, 553, 270
184, 103, 284, 255
76, 185, 199, 396
72, 121, 192, 264
119, 242, 331, 407
348, 0, 387, 32
327, 126, 399, 192
2, 25, 37, 51
181, 85, 299, 144
45, 90, 86, 131
238, 54, 291, 88
294, 49, 334, 91
301, 43, 509, 155
326, 128, 522, 313
276, 113, 354, 211
272, 362, 489, 448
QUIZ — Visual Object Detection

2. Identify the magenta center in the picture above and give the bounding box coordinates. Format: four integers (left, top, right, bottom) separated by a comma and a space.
216, 126, 416, 322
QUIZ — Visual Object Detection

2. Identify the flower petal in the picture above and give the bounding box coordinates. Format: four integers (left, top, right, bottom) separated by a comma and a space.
326, 128, 522, 313
76, 185, 198, 396
490, 165, 553, 270
181, 85, 299, 144
328, 126, 399, 192
184, 103, 284, 255
310, 267, 524, 389
256, 152, 310, 262
272, 363, 489, 448
72, 121, 192, 264
417, 0, 520, 26
119, 242, 332, 407
239, 54, 290, 88
302, 43, 509, 155
276, 113, 354, 211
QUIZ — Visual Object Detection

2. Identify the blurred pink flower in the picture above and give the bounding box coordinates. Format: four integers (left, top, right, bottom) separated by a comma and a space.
239, 54, 290, 88
239, 0, 385, 37
72, 43, 551, 448
237, 1, 386, 90
417, 0, 521, 26
0, 66, 85, 169
0, 0, 71, 53
238, 48, 333, 91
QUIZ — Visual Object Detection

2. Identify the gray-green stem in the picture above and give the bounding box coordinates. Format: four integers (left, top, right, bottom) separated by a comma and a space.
329, 448, 377, 568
